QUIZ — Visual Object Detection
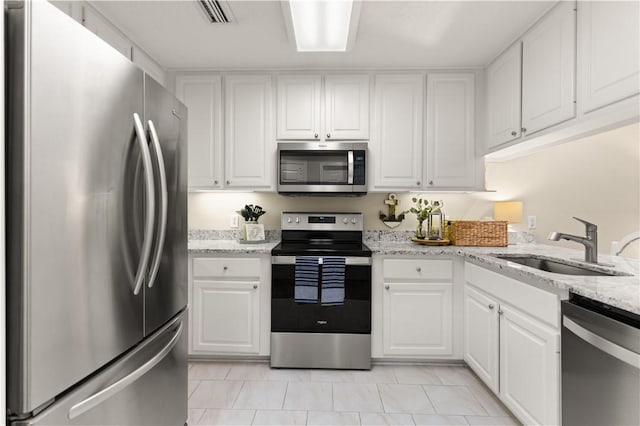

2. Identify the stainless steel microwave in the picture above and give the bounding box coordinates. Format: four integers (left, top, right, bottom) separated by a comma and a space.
277, 142, 367, 195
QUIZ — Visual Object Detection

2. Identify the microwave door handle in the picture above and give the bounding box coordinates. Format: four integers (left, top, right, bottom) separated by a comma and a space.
347, 151, 354, 184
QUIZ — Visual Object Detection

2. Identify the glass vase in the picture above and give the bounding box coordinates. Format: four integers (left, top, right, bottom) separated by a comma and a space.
415, 220, 426, 239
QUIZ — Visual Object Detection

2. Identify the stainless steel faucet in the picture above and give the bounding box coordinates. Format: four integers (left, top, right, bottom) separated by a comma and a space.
548, 217, 598, 264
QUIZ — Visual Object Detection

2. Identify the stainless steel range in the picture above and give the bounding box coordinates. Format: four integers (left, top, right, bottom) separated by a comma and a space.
270, 212, 372, 369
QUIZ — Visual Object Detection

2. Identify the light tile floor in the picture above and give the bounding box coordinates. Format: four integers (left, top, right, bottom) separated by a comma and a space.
187, 362, 520, 426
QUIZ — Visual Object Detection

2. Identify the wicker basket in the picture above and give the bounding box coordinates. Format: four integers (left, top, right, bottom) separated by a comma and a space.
450, 220, 508, 247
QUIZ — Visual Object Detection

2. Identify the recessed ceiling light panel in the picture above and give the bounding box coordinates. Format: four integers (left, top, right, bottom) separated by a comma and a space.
289, 0, 354, 52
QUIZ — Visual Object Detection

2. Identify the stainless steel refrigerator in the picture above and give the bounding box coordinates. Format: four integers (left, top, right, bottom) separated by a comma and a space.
5, 1, 188, 424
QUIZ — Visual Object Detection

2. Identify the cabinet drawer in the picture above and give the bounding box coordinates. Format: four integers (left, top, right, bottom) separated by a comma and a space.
193, 257, 261, 278
383, 259, 453, 281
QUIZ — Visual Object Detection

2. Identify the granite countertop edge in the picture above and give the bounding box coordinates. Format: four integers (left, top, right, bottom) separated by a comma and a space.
188, 239, 640, 315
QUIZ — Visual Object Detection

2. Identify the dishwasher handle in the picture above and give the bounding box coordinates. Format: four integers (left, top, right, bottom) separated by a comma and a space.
563, 315, 640, 369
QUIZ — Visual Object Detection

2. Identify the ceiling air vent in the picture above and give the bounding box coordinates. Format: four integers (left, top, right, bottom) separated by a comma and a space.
199, 0, 233, 24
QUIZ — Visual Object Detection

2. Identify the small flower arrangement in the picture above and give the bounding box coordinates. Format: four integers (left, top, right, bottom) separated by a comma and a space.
404, 197, 442, 239
236, 204, 266, 222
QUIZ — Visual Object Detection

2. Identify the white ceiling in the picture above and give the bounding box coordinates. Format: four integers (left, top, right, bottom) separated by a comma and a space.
91, 0, 555, 70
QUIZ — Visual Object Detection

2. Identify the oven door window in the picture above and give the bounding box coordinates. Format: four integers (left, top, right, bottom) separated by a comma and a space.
280, 151, 349, 185
271, 264, 371, 334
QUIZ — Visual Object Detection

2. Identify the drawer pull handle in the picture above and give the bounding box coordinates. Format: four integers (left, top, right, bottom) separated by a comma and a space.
385, 285, 390, 290
223, 266, 228, 271
253, 284, 258, 289
416, 267, 422, 272
488, 304, 494, 310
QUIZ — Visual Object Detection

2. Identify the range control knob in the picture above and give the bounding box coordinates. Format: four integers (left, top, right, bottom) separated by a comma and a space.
287, 217, 292, 224
351, 218, 358, 224
295, 217, 300, 224
343, 217, 348, 224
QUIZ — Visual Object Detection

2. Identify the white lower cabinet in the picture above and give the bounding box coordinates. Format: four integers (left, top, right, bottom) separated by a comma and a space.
192, 280, 260, 354
464, 262, 561, 426
189, 255, 270, 356
374, 257, 461, 359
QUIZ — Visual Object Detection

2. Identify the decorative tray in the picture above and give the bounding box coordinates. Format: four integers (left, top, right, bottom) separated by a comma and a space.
410, 238, 451, 246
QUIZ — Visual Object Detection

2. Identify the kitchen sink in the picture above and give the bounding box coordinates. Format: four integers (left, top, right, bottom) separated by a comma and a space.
495, 255, 620, 277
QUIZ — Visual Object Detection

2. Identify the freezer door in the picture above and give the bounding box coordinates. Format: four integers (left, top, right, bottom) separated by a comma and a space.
6, 1, 148, 415
144, 76, 188, 335
12, 311, 188, 426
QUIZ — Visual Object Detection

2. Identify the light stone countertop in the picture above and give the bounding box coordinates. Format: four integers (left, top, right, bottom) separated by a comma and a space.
189, 238, 640, 315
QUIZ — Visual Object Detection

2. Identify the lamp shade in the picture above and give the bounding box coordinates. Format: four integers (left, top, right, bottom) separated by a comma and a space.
494, 201, 523, 224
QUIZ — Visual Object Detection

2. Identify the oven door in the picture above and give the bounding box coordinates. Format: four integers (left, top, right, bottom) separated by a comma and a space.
277, 143, 367, 194
271, 256, 371, 334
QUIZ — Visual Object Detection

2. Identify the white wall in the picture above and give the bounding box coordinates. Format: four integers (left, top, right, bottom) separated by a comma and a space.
486, 123, 640, 259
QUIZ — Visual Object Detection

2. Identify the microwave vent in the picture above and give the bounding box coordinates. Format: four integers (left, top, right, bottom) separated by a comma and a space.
198, 0, 233, 24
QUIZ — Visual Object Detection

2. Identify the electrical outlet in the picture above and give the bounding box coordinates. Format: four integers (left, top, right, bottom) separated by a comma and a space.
528, 215, 537, 230
230, 214, 239, 228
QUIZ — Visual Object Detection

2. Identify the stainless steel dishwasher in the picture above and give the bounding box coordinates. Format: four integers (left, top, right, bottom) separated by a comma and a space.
562, 295, 640, 425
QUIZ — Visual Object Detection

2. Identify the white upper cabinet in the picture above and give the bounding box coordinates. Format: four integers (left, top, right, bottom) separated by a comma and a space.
426, 73, 477, 188
486, 42, 522, 150
521, 1, 576, 135
579, 1, 640, 113
176, 75, 223, 190
371, 74, 424, 190
276, 75, 321, 140
224, 75, 274, 189
276, 74, 370, 141
324, 75, 370, 140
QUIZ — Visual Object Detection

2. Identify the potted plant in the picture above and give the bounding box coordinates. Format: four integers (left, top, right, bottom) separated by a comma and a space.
404, 197, 441, 239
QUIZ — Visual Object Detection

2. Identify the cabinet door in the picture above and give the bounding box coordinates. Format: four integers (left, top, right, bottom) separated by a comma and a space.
486, 43, 522, 150
176, 75, 223, 190
324, 74, 370, 140
383, 283, 453, 356
82, 6, 131, 59
192, 280, 260, 354
372, 74, 424, 189
499, 305, 560, 426
579, 1, 640, 113
276, 75, 321, 140
463, 285, 499, 392
426, 73, 476, 188
224, 75, 274, 189
522, 2, 576, 135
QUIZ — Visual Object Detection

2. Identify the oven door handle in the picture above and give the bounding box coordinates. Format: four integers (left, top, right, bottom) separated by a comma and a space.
272, 256, 371, 266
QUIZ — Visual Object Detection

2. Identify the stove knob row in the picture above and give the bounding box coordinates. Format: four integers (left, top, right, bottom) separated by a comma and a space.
286, 217, 300, 224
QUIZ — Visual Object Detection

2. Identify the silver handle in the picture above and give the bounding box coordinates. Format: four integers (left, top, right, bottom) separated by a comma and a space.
417, 181, 421, 186
511, 131, 517, 136
429, 180, 433, 185
146, 120, 168, 289
347, 151, 354, 184
214, 180, 218, 184
498, 309, 504, 315
327, 133, 331, 138
573, 216, 597, 231
226, 180, 230, 185
385, 285, 390, 290
253, 284, 258, 289
314, 133, 318, 138
416, 267, 422, 272
69, 322, 183, 419
223, 266, 228, 271
488, 304, 494, 310
563, 316, 640, 368
132, 113, 155, 296
272, 256, 372, 265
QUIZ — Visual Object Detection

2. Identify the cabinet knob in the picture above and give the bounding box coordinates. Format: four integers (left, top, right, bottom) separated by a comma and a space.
226, 180, 230, 185
488, 304, 494, 310
416, 267, 422, 273
326, 133, 331, 138
498, 309, 504, 315
223, 266, 228, 271
417, 181, 421, 186
385, 285, 390, 290
253, 284, 258, 289
511, 131, 517, 136
214, 180, 218, 184
429, 180, 433, 186
314, 133, 318, 138
521, 127, 527, 133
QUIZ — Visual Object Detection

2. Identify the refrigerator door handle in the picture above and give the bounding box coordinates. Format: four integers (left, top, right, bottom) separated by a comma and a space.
132, 113, 156, 296
146, 120, 168, 288
67, 321, 183, 420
